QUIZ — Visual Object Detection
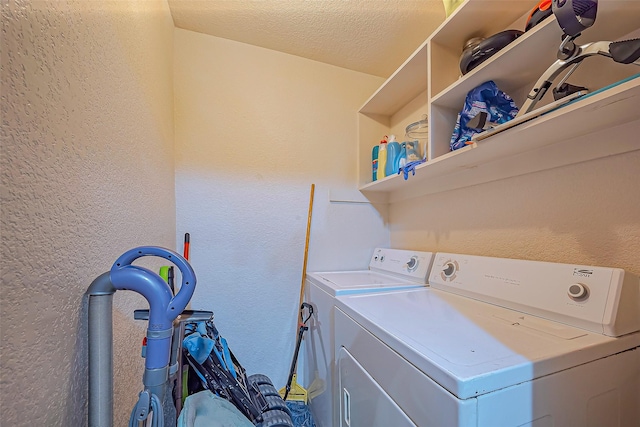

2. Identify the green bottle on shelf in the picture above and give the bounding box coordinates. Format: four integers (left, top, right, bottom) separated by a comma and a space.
372, 145, 379, 181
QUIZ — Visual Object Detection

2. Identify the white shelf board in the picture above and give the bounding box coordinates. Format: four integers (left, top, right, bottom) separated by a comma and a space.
431, 17, 561, 109
359, 41, 428, 116
429, 0, 535, 52
360, 77, 640, 203
359, 0, 535, 117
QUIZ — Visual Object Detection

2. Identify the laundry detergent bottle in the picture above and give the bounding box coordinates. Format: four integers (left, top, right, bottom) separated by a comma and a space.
385, 135, 402, 177
377, 136, 388, 179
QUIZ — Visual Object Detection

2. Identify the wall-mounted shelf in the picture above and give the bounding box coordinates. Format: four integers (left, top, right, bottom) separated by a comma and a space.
357, 0, 640, 202
361, 78, 640, 203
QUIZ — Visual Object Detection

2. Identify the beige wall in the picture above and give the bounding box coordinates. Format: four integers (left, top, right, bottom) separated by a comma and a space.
174, 28, 388, 386
1, 1, 175, 425
390, 149, 640, 274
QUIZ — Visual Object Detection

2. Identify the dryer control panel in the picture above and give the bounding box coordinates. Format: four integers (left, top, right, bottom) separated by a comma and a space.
369, 248, 434, 283
429, 253, 640, 337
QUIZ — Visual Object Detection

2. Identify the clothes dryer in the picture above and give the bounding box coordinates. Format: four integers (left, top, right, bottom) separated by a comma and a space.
303, 248, 434, 427
335, 253, 640, 426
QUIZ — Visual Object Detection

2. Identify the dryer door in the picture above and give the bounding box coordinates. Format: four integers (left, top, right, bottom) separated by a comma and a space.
338, 347, 416, 427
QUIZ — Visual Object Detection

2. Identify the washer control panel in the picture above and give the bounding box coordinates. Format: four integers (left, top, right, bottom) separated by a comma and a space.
369, 248, 434, 283
429, 252, 639, 337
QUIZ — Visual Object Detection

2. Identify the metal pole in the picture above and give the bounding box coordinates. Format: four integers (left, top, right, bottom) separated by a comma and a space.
87, 272, 115, 427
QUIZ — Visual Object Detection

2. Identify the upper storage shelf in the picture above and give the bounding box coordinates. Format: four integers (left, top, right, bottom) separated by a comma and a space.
357, 0, 640, 201
428, 0, 538, 99
359, 41, 428, 117
429, 0, 640, 102
358, 0, 532, 117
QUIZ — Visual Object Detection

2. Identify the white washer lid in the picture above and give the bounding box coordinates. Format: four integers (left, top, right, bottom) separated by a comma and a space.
336, 288, 640, 399
307, 270, 425, 296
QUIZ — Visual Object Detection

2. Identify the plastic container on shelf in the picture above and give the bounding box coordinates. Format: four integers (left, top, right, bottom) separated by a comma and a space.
378, 136, 388, 179
372, 145, 379, 181
404, 141, 421, 162
385, 135, 403, 177
405, 115, 428, 160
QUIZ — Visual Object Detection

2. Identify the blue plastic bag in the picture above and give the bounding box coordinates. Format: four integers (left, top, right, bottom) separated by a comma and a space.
450, 80, 519, 151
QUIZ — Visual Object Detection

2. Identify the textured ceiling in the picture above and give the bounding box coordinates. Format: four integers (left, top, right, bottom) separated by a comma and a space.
167, 0, 447, 78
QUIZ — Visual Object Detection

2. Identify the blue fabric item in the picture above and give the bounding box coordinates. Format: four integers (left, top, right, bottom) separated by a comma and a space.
219, 337, 237, 379
185, 321, 237, 377
183, 332, 215, 365
196, 322, 208, 336
398, 159, 426, 180
286, 401, 316, 427
177, 390, 254, 427
450, 80, 519, 151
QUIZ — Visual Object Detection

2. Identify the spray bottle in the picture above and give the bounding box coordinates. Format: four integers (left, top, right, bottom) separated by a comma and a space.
377, 136, 388, 179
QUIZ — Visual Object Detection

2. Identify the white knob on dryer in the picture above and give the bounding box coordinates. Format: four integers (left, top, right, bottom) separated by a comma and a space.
406, 256, 419, 272
568, 283, 589, 300
443, 262, 456, 277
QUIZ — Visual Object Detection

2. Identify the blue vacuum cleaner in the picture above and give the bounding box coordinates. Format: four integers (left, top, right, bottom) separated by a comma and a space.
87, 246, 196, 427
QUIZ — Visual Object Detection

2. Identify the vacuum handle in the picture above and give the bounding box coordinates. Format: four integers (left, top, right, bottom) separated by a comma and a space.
110, 246, 196, 370
111, 246, 196, 322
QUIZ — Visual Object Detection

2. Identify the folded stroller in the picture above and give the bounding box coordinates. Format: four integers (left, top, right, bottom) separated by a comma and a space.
181, 320, 294, 427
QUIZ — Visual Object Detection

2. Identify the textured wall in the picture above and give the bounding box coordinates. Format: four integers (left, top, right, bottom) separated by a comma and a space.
1, 1, 175, 425
390, 148, 640, 275
173, 28, 388, 388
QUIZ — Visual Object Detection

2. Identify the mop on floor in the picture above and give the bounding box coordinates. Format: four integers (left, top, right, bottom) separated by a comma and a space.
277, 184, 317, 427
279, 303, 316, 427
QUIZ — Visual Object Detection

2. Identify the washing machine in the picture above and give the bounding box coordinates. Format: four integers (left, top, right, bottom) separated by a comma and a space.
335, 252, 640, 427
303, 248, 435, 427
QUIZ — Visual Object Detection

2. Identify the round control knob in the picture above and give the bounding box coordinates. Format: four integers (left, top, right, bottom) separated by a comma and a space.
406, 256, 418, 272
568, 283, 589, 300
443, 262, 456, 277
